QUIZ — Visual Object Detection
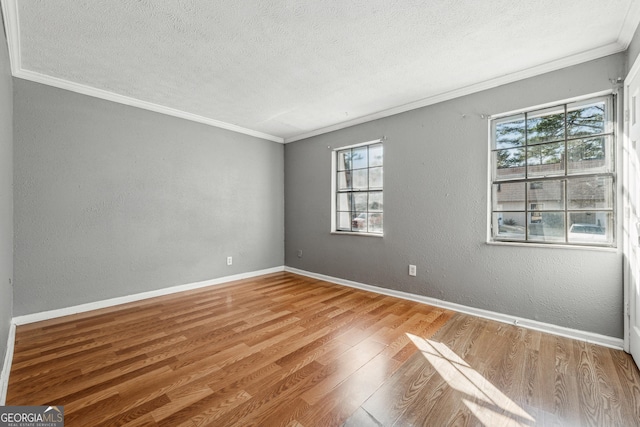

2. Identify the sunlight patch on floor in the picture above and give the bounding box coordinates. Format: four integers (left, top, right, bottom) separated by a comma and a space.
407, 333, 535, 426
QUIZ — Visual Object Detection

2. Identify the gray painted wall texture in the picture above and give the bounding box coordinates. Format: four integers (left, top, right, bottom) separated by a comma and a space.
285, 53, 626, 338
13, 80, 284, 315
0, 12, 14, 369
627, 23, 640, 74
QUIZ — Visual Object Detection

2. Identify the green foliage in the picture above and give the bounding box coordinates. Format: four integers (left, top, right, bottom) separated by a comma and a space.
528, 113, 564, 144
495, 104, 605, 170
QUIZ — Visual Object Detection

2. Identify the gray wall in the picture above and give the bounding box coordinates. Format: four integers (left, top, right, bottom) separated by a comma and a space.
14, 80, 284, 315
285, 53, 626, 338
0, 13, 14, 369
627, 23, 640, 74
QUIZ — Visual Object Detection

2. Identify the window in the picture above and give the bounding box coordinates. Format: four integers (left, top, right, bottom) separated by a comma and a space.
490, 95, 615, 246
529, 182, 543, 190
530, 203, 543, 224
333, 140, 383, 235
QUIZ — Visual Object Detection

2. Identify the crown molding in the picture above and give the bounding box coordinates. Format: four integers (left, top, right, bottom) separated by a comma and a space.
1, 0, 20, 75
14, 69, 284, 143
618, 0, 640, 48
285, 42, 626, 143
1, 0, 635, 145
0, 1, 284, 143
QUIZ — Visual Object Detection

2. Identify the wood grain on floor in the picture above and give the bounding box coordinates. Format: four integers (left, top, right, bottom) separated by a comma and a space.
7, 272, 640, 426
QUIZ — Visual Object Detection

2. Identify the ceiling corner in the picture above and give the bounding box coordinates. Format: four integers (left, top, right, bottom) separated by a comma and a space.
1, 0, 21, 75
617, 0, 640, 49
1, 0, 284, 144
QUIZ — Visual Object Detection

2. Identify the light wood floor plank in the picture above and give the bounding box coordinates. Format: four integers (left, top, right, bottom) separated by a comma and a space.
7, 272, 640, 426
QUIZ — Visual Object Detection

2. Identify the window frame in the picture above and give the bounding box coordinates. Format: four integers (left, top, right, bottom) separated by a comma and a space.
331, 139, 384, 237
488, 93, 617, 248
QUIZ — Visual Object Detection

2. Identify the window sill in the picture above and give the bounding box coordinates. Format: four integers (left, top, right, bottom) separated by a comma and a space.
486, 240, 618, 252
331, 231, 383, 238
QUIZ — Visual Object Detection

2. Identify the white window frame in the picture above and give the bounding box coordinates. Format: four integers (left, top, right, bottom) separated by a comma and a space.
331, 139, 384, 237
487, 92, 617, 248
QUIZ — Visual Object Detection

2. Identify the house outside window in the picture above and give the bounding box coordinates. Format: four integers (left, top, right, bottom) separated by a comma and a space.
332, 140, 383, 235
490, 95, 615, 246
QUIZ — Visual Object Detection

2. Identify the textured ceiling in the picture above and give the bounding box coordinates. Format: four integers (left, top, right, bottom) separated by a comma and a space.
3, 0, 640, 142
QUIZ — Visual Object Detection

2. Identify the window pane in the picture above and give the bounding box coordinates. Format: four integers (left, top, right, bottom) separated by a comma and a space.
527, 142, 564, 177
527, 179, 564, 210
354, 193, 368, 211
493, 182, 525, 211
351, 147, 368, 169
369, 192, 383, 212
527, 106, 565, 144
568, 212, 613, 245
490, 96, 614, 247
334, 141, 384, 235
568, 136, 610, 174
337, 150, 351, 171
369, 167, 383, 189
337, 193, 351, 211
352, 169, 368, 189
567, 176, 613, 210
337, 171, 351, 190
369, 144, 383, 167
494, 147, 525, 180
493, 212, 525, 240
567, 100, 606, 137
528, 212, 565, 242
494, 114, 525, 149
369, 213, 383, 234
352, 212, 367, 231
337, 212, 352, 231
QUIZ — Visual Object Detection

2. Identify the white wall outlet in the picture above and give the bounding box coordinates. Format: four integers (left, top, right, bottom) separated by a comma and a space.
409, 264, 417, 276
227, 256, 233, 266
297, 249, 303, 258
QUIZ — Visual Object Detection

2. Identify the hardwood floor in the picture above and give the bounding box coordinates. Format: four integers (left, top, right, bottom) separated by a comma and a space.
6, 272, 640, 426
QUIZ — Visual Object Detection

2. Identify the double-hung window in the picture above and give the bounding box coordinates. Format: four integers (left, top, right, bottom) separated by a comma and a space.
333, 140, 383, 235
490, 95, 615, 247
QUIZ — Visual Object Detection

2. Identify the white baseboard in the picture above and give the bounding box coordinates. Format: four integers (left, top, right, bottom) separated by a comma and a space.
0, 322, 16, 405
284, 266, 624, 350
1, 263, 622, 405
12, 266, 285, 326
1, 267, 285, 403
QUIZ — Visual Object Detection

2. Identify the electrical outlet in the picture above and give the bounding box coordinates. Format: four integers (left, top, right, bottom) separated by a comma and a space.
227, 256, 233, 266
297, 249, 303, 258
409, 264, 417, 276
